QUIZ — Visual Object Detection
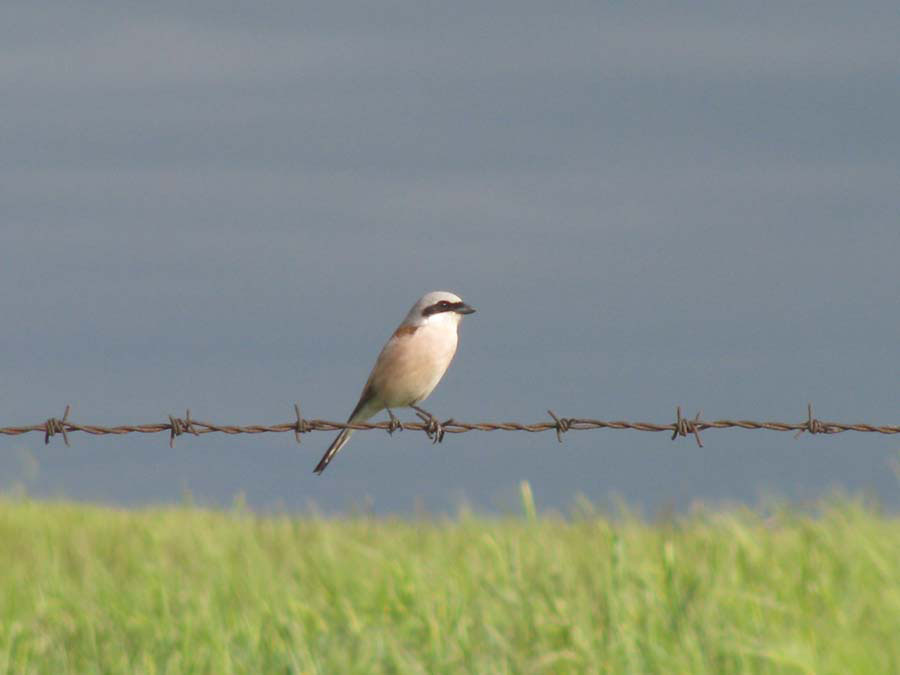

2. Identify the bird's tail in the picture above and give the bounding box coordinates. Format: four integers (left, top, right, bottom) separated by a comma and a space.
313, 428, 355, 474
314, 390, 379, 475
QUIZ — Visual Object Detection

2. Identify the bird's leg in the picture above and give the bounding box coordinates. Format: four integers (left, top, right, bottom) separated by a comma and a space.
411, 404, 446, 444
386, 408, 402, 435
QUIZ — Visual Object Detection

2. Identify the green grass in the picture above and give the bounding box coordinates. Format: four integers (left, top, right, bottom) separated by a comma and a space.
0, 489, 898, 674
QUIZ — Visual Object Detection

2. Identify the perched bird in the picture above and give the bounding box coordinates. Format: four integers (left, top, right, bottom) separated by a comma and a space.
313, 291, 475, 474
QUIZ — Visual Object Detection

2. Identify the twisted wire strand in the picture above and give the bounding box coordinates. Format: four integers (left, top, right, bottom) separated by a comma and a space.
1, 403, 897, 447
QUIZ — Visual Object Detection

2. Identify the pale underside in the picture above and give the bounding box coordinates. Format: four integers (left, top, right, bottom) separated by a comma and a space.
351, 322, 459, 421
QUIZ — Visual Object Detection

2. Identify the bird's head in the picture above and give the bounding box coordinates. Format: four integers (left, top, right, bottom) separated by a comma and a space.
405, 291, 476, 327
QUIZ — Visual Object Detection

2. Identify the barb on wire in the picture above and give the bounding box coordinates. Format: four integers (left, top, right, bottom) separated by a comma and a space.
547, 410, 570, 443
794, 403, 833, 438
671, 406, 704, 447
44, 404, 71, 446
168, 409, 199, 448
293, 403, 310, 444
2, 402, 899, 448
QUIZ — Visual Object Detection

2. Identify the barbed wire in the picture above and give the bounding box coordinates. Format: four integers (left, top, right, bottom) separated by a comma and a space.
1, 404, 898, 449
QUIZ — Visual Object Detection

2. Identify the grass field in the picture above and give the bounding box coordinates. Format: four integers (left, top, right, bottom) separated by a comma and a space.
0, 486, 898, 674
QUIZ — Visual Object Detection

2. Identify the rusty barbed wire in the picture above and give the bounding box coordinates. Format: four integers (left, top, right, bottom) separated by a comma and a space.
1, 403, 898, 448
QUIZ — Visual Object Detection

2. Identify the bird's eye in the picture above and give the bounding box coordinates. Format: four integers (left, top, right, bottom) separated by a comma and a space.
438, 301, 450, 308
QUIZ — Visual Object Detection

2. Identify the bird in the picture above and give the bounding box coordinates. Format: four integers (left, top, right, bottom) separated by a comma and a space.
313, 291, 476, 474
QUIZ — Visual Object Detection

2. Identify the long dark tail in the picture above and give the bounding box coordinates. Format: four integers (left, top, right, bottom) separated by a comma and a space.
313, 428, 355, 474
314, 388, 376, 475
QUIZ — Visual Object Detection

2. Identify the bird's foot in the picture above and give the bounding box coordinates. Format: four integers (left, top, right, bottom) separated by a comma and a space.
411, 405, 448, 444
386, 409, 403, 435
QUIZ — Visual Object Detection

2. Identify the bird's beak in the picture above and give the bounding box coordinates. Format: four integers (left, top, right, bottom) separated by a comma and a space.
455, 303, 476, 315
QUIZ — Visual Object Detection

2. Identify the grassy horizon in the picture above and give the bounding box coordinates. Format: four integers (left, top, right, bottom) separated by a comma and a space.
1, 488, 898, 673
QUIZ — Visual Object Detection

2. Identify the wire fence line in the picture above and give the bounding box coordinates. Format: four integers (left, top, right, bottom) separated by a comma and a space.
1, 404, 898, 449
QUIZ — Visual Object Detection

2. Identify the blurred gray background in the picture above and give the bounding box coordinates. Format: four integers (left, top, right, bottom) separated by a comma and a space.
3, 1, 899, 514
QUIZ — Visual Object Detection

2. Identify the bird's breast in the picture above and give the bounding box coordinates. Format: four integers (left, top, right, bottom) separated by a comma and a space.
369, 324, 459, 408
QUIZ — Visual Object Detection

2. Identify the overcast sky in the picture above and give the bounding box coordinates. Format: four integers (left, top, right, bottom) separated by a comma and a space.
3, 2, 899, 515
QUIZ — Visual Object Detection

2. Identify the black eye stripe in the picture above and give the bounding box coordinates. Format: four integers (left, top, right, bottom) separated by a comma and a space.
422, 300, 464, 316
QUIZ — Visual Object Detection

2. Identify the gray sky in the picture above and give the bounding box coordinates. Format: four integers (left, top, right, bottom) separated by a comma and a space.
3, 2, 899, 514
